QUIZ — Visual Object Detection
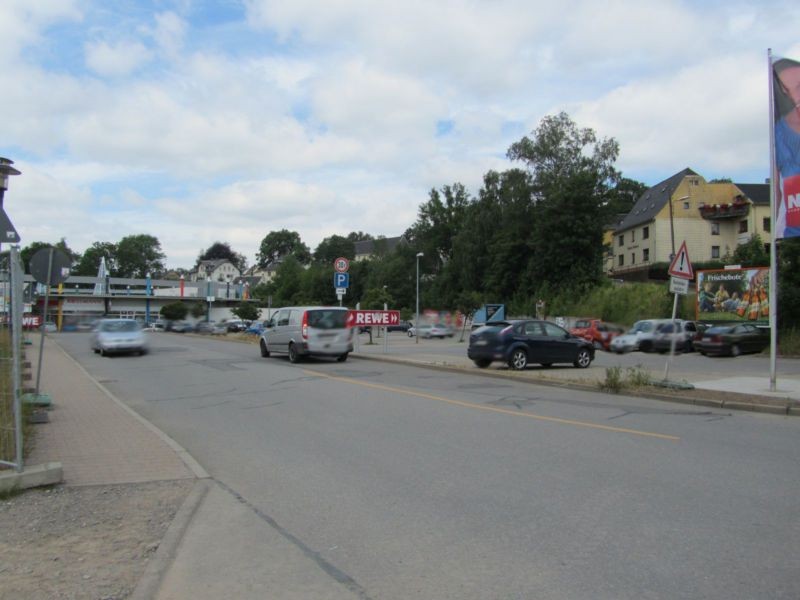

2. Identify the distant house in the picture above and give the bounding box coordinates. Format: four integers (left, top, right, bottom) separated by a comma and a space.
244, 260, 283, 285
610, 168, 771, 280
189, 259, 241, 283
353, 236, 406, 261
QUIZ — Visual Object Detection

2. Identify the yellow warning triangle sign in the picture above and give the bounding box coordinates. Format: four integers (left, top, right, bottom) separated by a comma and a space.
668, 241, 694, 279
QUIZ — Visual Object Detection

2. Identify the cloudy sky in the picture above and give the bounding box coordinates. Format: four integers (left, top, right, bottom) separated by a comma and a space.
1, 0, 798, 270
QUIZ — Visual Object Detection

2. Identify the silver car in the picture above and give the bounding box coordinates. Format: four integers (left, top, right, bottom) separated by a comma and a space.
91, 319, 148, 356
259, 306, 353, 363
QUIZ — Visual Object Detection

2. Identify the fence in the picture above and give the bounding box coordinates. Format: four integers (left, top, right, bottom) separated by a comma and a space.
0, 246, 24, 471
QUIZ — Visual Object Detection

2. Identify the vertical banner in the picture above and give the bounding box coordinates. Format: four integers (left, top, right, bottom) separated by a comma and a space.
772, 55, 800, 238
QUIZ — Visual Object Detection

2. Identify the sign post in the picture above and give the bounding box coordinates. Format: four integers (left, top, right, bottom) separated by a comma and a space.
333, 257, 350, 306
664, 242, 694, 381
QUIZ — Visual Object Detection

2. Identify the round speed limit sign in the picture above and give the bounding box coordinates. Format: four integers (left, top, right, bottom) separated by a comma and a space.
334, 257, 350, 273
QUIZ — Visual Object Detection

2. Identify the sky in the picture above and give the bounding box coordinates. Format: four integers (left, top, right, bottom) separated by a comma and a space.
1, 0, 799, 271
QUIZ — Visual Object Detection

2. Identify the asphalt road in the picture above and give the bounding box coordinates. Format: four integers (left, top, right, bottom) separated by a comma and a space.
57, 331, 800, 599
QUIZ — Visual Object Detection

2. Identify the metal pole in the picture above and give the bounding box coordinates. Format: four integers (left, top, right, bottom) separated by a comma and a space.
34, 248, 54, 397
11, 247, 23, 472
663, 292, 679, 381
767, 48, 778, 392
669, 196, 676, 260
415, 254, 421, 344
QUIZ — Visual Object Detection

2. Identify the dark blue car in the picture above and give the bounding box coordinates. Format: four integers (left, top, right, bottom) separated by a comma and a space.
468, 319, 594, 370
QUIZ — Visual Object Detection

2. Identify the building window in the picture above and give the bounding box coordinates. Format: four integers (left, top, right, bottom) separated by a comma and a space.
631, 230, 635, 242
763, 217, 771, 232
739, 220, 748, 233
618, 234, 624, 247
711, 222, 720, 235
643, 226, 649, 239
618, 255, 624, 267
683, 201, 690, 209
643, 248, 650, 262
711, 246, 720, 259
631, 253, 635, 265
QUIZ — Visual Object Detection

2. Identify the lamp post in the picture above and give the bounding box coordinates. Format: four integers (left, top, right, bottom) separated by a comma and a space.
0, 157, 22, 254
415, 252, 423, 344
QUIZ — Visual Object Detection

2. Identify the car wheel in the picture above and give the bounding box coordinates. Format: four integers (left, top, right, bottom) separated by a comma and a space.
731, 344, 741, 357
699, 350, 707, 356
574, 348, 592, 369
337, 353, 348, 362
473, 359, 491, 368
260, 340, 270, 358
100, 347, 106, 357
288, 343, 301, 363
139, 348, 148, 356
684, 340, 694, 353
93, 348, 99, 354
408, 331, 413, 337
508, 348, 528, 370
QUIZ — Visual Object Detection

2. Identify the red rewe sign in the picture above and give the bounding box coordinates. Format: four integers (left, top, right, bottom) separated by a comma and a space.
346, 310, 400, 328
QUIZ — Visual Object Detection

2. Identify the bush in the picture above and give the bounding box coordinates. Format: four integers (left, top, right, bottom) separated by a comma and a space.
160, 301, 189, 321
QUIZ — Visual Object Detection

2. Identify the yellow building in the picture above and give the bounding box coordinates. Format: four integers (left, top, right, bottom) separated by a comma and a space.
610, 168, 771, 280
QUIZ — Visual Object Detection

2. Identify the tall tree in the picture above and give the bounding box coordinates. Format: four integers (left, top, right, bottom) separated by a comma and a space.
20, 239, 78, 274
507, 112, 619, 291
408, 183, 471, 271
115, 234, 166, 278
602, 177, 648, 222
73, 242, 118, 276
197, 242, 247, 272
313, 235, 355, 264
256, 230, 311, 267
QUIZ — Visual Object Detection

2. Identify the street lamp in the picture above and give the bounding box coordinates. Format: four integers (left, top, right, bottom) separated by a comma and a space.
0, 157, 21, 254
415, 252, 423, 344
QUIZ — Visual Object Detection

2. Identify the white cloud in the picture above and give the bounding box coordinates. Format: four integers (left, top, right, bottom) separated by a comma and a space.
84, 39, 153, 77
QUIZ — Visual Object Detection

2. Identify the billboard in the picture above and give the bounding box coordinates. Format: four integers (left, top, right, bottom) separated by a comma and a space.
696, 268, 769, 323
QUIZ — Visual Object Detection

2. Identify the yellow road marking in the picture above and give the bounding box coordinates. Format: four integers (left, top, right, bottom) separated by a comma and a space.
303, 369, 680, 441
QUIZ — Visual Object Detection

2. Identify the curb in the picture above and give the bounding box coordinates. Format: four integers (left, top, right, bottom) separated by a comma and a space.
130, 479, 212, 600
351, 353, 799, 416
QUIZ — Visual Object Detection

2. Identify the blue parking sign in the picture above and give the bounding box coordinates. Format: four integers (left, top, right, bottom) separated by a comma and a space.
334, 272, 349, 288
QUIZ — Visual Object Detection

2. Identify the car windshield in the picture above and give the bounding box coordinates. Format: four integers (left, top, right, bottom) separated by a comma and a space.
100, 320, 139, 332
307, 310, 347, 329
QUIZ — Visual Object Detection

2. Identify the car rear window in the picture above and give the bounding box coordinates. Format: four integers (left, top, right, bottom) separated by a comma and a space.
574, 320, 591, 329
307, 309, 347, 329
101, 320, 139, 332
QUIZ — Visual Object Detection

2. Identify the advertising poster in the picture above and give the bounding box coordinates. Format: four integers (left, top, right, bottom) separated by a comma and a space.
696, 268, 769, 323
772, 55, 800, 239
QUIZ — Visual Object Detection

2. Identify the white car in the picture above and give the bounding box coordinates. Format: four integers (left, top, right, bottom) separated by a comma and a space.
609, 319, 676, 354
91, 319, 148, 356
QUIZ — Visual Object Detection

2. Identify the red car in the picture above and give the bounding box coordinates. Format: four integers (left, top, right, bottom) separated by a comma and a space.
569, 319, 625, 351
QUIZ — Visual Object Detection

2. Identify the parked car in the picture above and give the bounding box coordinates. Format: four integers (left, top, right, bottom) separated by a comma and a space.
91, 319, 148, 356
224, 319, 248, 332
259, 306, 353, 363
387, 320, 412, 332
609, 319, 675, 354
694, 324, 769, 357
408, 323, 453, 339
468, 319, 594, 370
652, 320, 699, 353
167, 320, 193, 333
195, 321, 226, 334
245, 321, 266, 335
569, 318, 625, 351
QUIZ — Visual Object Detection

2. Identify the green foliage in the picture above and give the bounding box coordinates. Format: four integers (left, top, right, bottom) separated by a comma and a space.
599, 365, 652, 393
231, 302, 260, 321
189, 301, 206, 319
729, 234, 769, 267
20, 239, 78, 274
543, 281, 675, 325
116, 234, 165, 278
778, 238, 800, 329
160, 301, 188, 321
256, 230, 311, 267
73, 242, 117, 276
313, 235, 355, 265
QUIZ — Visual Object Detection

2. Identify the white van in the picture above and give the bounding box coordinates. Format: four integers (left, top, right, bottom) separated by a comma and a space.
259, 306, 353, 363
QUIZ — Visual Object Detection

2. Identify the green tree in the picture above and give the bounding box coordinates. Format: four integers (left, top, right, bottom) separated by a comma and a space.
778, 238, 800, 330
20, 239, 78, 274
160, 301, 188, 321
231, 302, 261, 322
270, 255, 305, 305
507, 112, 619, 292
190, 301, 206, 319
602, 177, 648, 223
313, 235, 355, 265
197, 242, 247, 272
256, 230, 311, 267
730, 234, 769, 267
115, 234, 166, 278
73, 242, 117, 276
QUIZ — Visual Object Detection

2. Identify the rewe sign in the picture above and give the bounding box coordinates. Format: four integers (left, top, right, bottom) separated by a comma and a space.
347, 310, 400, 328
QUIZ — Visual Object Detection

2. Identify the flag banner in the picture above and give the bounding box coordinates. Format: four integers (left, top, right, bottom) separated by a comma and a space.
772, 55, 800, 239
